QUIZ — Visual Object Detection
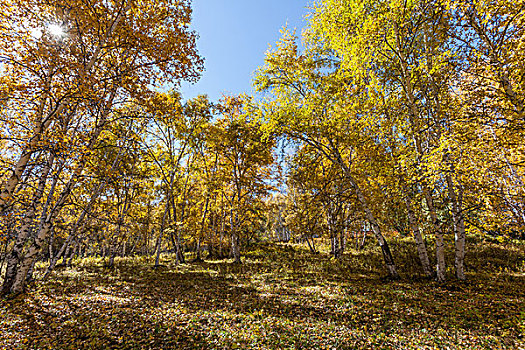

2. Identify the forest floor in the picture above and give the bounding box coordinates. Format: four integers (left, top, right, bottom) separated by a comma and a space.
1, 236, 524, 349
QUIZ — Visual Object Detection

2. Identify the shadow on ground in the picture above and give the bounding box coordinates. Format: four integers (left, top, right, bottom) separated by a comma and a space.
1, 239, 524, 349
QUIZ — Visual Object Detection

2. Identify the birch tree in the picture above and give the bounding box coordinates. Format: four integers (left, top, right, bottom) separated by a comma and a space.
0, 0, 202, 294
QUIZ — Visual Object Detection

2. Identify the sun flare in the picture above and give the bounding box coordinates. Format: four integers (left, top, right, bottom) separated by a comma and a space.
48, 24, 64, 36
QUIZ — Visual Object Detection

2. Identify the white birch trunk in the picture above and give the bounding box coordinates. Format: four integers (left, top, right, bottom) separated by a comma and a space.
339, 161, 399, 278
446, 174, 466, 280
403, 194, 433, 278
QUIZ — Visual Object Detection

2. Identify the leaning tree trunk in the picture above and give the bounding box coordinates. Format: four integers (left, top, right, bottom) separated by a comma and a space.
365, 211, 399, 279
0, 103, 62, 214
1, 154, 55, 294
356, 189, 398, 278
340, 166, 399, 279
10, 221, 52, 294
304, 234, 316, 254
403, 193, 433, 278
7, 93, 115, 295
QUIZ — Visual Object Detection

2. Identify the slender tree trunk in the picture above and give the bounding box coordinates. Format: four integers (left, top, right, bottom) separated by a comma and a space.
155, 199, 169, 267
195, 195, 210, 262
195, 238, 202, 261
10, 222, 52, 293
52, 142, 126, 273
403, 194, 433, 278
154, 229, 163, 267
393, 24, 446, 282
366, 214, 399, 279
339, 231, 345, 256
25, 259, 36, 283
7, 92, 116, 295
328, 212, 336, 258
305, 234, 316, 254
67, 238, 80, 267
108, 244, 117, 267
43, 235, 72, 280
174, 166, 193, 265
220, 204, 227, 257
231, 231, 241, 264
174, 227, 185, 264
48, 228, 55, 262
446, 173, 466, 280
129, 234, 140, 256
360, 230, 367, 249
0, 234, 10, 279
231, 210, 241, 264
423, 189, 446, 282
341, 167, 399, 278
1, 154, 55, 294
63, 238, 72, 266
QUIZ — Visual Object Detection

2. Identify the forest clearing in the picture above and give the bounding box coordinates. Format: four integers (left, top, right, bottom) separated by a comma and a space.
1, 237, 524, 349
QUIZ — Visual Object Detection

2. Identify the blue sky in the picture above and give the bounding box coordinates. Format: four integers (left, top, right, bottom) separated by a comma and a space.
180, 0, 312, 102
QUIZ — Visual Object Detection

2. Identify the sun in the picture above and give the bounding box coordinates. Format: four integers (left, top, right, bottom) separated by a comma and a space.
48, 24, 65, 37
